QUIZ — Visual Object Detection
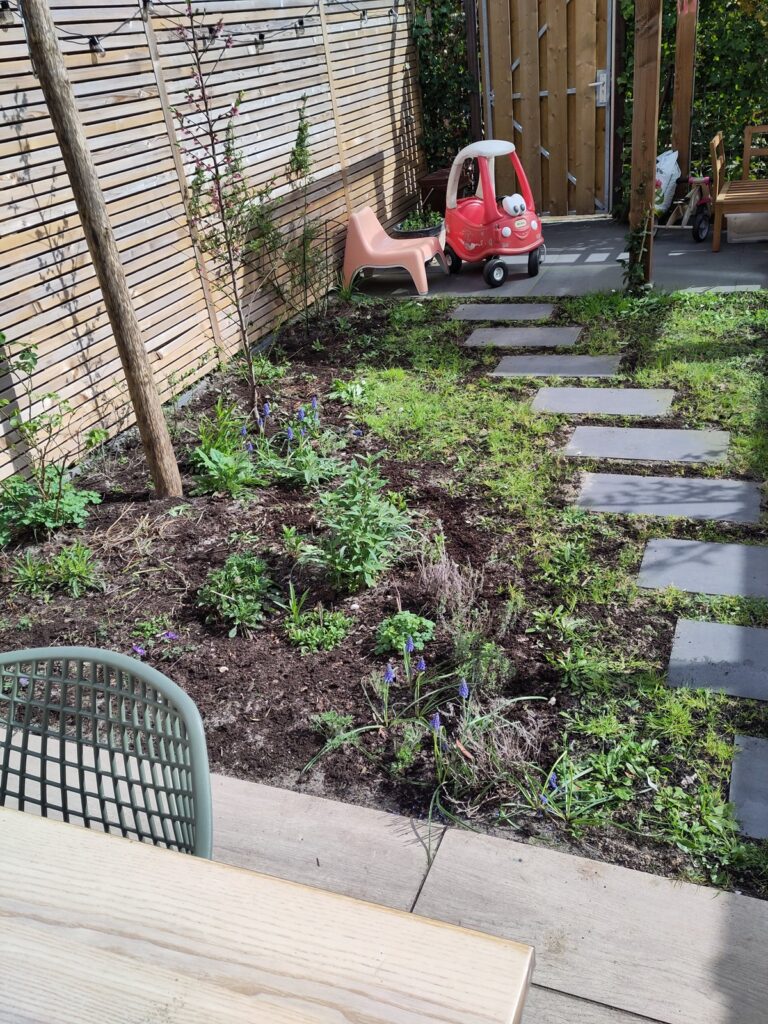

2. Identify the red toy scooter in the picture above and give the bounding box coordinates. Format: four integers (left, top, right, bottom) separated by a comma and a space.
444, 140, 545, 287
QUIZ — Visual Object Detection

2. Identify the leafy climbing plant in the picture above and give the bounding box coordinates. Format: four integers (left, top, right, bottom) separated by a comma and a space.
411, 0, 474, 170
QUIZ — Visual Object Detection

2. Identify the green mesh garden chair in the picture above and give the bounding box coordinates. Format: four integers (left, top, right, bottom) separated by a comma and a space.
0, 647, 212, 858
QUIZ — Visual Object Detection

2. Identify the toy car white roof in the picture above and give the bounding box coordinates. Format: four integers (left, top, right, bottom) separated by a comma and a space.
446, 140, 516, 208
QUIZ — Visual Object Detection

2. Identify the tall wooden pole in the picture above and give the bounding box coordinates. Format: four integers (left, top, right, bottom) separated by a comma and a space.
21, 0, 183, 497
670, 0, 699, 178
629, 0, 663, 284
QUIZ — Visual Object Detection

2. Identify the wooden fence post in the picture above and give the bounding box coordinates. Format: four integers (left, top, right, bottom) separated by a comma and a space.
629, 0, 663, 284
21, 0, 183, 497
670, 0, 699, 178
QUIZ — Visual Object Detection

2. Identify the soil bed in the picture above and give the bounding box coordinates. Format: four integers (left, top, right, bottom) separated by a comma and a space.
2, 294, 767, 898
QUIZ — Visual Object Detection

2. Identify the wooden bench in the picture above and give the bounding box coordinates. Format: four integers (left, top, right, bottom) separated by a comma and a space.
711, 125, 768, 251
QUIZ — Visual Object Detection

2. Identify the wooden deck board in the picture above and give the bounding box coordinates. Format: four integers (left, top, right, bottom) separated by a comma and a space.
413, 828, 768, 1024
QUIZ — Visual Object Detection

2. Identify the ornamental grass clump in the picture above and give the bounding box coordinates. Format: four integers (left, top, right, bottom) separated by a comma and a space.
299, 456, 411, 592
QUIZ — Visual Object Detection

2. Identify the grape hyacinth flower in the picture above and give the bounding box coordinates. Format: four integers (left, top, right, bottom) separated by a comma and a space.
429, 712, 441, 732
246, 442, 254, 453
240, 425, 248, 436
405, 635, 415, 654
297, 407, 306, 422
131, 644, 146, 658
300, 427, 307, 438
352, 428, 363, 437
311, 395, 318, 411
263, 401, 271, 418
286, 425, 294, 442
415, 656, 426, 672
548, 771, 558, 791
384, 663, 396, 685
163, 631, 179, 641
257, 417, 264, 430
458, 678, 469, 700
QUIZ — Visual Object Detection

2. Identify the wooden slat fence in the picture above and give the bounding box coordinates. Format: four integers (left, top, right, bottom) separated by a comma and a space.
0, 0, 423, 479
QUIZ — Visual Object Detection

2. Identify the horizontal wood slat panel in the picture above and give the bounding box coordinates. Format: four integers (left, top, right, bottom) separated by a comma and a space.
0, 0, 423, 480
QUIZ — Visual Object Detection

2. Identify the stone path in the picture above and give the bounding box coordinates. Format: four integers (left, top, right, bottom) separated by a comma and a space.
564, 426, 730, 463
533, 386, 674, 416
490, 354, 622, 377
462, 326, 582, 349
576, 473, 762, 524
475, 301, 768, 840
451, 302, 554, 321
638, 539, 768, 597
729, 737, 768, 839
668, 620, 768, 700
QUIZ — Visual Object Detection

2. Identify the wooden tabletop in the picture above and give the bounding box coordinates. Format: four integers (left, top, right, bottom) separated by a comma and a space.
0, 807, 534, 1024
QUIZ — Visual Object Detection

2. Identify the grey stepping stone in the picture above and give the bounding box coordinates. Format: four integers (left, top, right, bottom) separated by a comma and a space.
668, 620, 768, 700
452, 302, 554, 321
565, 426, 730, 463
638, 539, 768, 597
730, 736, 768, 839
532, 386, 675, 416
491, 355, 622, 377
462, 326, 582, 349
577, 473, 761, 523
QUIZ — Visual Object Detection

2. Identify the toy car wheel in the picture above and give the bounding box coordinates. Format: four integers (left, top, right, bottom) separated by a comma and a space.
527, 247, 541, 277
445, 245, 463, 274
483, 258, 508, 288
692, 209, 711, 243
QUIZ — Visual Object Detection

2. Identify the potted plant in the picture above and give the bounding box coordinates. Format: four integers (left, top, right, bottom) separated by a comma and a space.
391, 198, 444, 238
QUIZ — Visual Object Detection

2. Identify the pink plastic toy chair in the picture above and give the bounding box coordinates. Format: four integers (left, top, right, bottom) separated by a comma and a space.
342, 206, 447, 295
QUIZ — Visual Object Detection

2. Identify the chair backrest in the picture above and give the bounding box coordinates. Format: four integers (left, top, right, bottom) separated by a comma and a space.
710, 132, 726, 195
350, 205, 388, 245
0, 647, 212, 857
743, 124, 768, 179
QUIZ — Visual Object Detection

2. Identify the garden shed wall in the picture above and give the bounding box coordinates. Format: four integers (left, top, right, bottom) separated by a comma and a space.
0, 0, 423, 478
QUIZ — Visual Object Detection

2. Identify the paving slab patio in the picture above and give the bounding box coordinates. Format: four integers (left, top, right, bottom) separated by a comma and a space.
451, 302, 555, 321
576, 473, 762, 523
638, 539, 768, 596
532, 386, 675, 416
668, 620, 768, 701
729, 736, 768, 839
565, 426, 730, 463
462, 326, 582, 348
413, 827, 768, 1024
491, 354, 622, 377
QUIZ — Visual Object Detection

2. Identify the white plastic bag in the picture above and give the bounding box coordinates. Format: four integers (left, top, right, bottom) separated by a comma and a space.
654, 150, 680, 216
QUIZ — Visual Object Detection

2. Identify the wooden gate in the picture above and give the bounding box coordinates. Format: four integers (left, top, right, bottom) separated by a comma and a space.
482, 0, 614, 214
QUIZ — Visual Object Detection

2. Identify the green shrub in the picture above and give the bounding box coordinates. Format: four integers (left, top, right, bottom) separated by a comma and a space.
299, 456, 411, 592
198, 552, 278, 636
0, 469, 100, 547
375, 611, 435, 654
191, 448, 260, 496
10, 542, 102, 598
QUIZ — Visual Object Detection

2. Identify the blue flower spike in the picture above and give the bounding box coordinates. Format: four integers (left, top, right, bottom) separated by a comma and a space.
240, 425, 248, 437
384, 663, 396, 685
415, 656, 426, 672
405, 635, 415, 654
297, 407, 306, 422
311, 395, 319, 411
429, 712, 441, 732
458, 678, 469, 700
263, 401, 271, 418
286, 425, 295, 442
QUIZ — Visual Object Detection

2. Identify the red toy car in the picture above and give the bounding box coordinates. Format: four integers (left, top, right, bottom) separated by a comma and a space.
444, 140, 545, 287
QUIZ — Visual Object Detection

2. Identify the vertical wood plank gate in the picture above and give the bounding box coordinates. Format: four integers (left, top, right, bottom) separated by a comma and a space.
482, 0, 615, 214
